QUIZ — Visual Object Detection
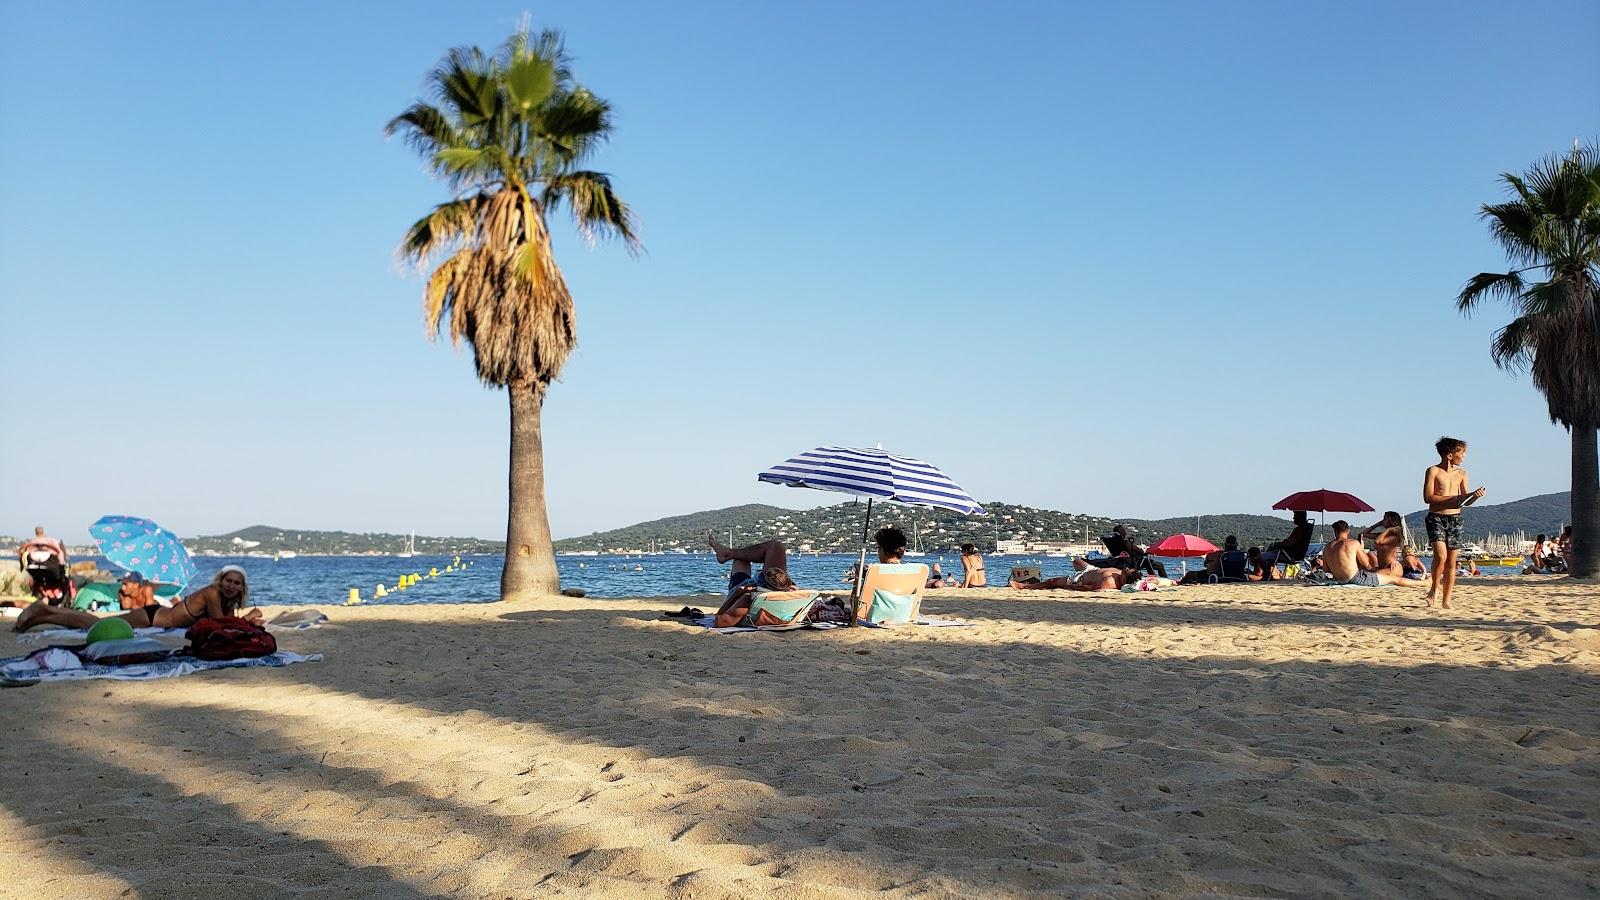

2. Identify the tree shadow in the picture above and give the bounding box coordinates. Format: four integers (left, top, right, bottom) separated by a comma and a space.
913, 588, 1597, 633
5, 604, 1597, 896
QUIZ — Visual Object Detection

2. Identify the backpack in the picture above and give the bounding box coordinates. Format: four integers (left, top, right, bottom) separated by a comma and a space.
185, 616, 277, 660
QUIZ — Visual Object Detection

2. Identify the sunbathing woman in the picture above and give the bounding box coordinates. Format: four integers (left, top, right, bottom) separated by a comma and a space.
1010, 558, 1127, 592
959, 543, 987, 587
14, 566, 263, 632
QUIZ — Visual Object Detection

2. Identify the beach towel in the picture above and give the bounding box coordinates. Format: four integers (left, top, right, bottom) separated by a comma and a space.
0, 649, 322, 685
695, 614, 974, 634
13, 610, 327, 645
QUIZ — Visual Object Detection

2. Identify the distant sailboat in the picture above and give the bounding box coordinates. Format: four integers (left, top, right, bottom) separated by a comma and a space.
398, 531, 415, 558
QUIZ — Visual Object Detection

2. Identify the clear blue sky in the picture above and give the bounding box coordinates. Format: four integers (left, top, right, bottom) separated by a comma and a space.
2, 0, 1595, 541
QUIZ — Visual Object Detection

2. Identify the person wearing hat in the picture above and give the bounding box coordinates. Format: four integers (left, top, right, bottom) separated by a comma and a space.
14, 565, 262, 632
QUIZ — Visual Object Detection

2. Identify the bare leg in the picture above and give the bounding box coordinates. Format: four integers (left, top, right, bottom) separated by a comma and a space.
1426, 540, 1446, 605
1440, 548, 1459, 609
14, 600, 103, 633
708, 535, 787, 570
1010, 577, 1078, 590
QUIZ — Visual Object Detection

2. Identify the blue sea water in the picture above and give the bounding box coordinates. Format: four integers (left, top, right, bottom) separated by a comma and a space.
82, 552, 1523, 606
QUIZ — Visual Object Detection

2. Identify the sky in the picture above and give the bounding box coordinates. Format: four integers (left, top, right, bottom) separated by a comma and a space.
2, 0, 1596, 542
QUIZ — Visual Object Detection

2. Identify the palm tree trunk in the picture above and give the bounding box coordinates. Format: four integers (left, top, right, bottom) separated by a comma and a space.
502, 382, 560, 600
1571, 426, 1600, 579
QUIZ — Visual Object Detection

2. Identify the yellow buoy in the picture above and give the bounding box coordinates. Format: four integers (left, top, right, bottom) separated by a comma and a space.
429, 567, 438, 578
347, 588, 361, 605
375, 583, 388, 598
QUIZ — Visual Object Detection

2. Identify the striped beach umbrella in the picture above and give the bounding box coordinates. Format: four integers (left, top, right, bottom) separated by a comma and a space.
758, 446, 985, 623
757, 445, 986, 516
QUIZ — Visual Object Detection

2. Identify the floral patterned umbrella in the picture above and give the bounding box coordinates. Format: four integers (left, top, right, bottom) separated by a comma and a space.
89, 515, 197, 589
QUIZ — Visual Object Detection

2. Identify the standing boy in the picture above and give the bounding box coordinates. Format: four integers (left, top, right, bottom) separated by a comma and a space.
1423, 436, 1486, 608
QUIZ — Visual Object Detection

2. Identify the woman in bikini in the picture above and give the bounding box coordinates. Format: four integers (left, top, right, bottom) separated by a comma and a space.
959, 543, 986, 588
14, 566, 263, 632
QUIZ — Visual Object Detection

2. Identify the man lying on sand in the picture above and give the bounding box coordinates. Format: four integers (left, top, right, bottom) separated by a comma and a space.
708, 533, 805, 622
1322, 521, 1410, 587
1011, 558, 1128, 591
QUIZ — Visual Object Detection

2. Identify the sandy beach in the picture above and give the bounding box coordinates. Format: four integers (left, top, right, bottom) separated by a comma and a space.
2, 577, 1597, 897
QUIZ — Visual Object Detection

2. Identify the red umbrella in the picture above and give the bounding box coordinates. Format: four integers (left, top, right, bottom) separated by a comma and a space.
1272, 489, 1374, 514
1147, 533, 1220, 558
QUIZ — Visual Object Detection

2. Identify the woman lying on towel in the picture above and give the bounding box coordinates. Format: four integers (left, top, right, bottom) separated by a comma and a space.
14, 566, 264, 633
1010, 558, 1128, 592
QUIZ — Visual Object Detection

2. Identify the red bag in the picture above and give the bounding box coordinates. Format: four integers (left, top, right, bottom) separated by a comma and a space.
185, 616, 276, 660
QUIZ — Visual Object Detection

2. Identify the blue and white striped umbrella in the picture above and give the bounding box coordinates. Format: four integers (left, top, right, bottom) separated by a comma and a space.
757, 446, 986, 516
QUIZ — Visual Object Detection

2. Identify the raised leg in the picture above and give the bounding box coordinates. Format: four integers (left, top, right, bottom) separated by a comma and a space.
708, 534, 787, 570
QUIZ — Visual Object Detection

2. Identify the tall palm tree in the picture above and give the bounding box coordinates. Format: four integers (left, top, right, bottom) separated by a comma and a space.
1457, 144, 1600, 579
388, 24, 638, 600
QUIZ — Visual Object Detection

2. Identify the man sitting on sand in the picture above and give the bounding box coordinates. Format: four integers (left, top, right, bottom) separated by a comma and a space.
1011, 557, 1127, 592
1322, 521, 1409, 587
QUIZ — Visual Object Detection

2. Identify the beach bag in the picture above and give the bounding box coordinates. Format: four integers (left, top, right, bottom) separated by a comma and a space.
185, 616, 276, 660
740, 590, 820, 629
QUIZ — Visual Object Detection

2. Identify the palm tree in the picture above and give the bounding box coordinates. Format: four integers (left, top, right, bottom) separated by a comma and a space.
388, 24, 638, 600
1457, 144, 1600, 579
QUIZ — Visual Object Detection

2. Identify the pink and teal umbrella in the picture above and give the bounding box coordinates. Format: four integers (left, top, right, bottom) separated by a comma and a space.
90, 515, 197, 589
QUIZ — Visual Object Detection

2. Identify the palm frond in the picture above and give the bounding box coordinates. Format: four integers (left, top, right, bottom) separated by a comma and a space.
532, 88, 612, 165
429, 46, 498, 127
541, 171, 640, 251
384, 102, 464, 157
1455, 271, 1525, 315
1489, 315, 1539, 372
399, 197, 483, 268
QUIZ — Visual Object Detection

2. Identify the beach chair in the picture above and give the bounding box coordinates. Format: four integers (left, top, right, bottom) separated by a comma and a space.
1208, 550, 1249, 583
853, 563, 928, 626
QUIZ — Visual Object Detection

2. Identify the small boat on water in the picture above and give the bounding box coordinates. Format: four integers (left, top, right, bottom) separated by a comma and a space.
1473, 555, 1524, 567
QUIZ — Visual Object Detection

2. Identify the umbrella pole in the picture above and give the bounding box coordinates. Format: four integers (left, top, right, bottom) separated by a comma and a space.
849, 498, 873, 626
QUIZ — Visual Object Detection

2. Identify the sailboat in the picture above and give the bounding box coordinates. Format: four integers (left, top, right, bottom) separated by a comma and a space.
397, 531, 415, 558
904, 517, 926, 557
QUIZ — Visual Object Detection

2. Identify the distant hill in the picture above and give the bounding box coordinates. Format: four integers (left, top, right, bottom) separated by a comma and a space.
552, 501, 1304, 554
188, 526, 504, 556
1403, 492, 1571, 541
168, 490, 1572, 557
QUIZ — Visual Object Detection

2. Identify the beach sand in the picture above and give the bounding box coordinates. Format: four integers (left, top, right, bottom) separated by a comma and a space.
2, 576, 1597, 897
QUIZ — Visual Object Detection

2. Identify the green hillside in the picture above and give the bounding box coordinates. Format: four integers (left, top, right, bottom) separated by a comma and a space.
552, 501, 1304, 554
167, 491, 1571, 556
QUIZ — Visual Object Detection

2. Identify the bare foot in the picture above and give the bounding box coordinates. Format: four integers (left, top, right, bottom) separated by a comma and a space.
1422, 591, 1435, 607
1440, 598, 1453, 609
707, 532, 730, 564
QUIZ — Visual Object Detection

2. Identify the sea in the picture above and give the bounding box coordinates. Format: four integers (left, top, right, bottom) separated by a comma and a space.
80, 551, 1524, 606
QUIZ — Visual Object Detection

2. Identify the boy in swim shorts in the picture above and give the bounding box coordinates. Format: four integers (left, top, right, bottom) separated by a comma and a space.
1422, 436, 1486, 609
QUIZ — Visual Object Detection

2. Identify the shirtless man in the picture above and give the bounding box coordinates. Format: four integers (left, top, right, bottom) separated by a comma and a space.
1423, 436, 1485, 608
1361, 511, 1407, 577
1322, 521, 1408, 587
1011, 557, 1127, 592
